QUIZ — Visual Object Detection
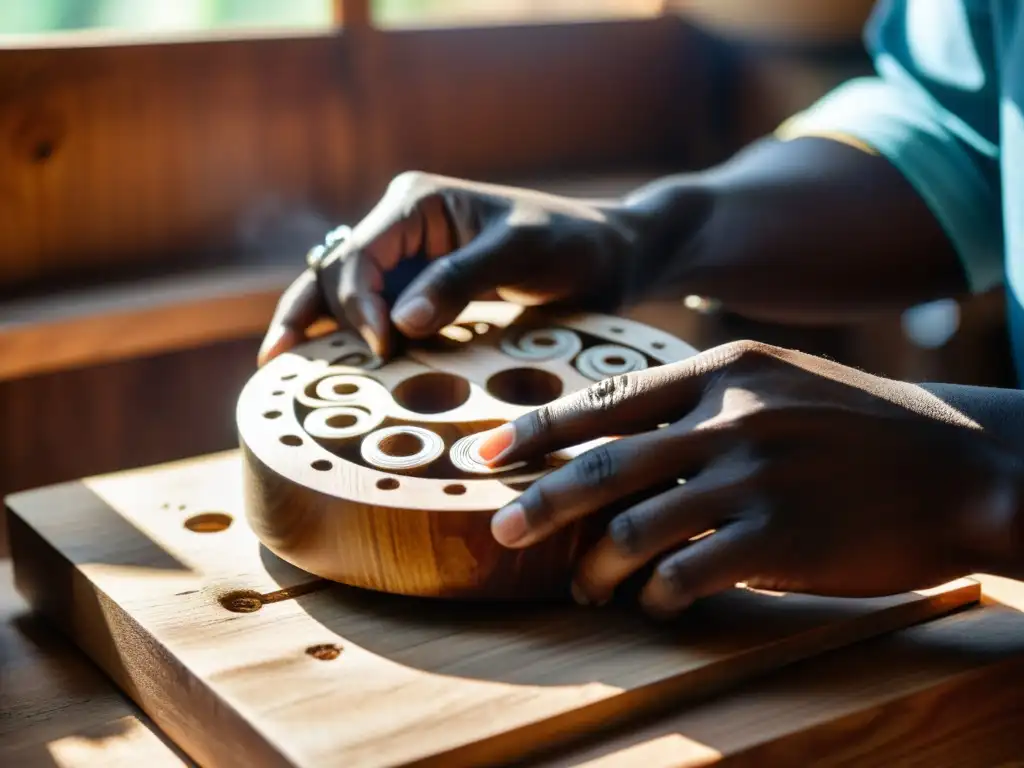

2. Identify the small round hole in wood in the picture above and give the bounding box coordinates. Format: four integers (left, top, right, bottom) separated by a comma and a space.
335, 352, 370, 367
610, 326, 624, 334
272, 390, 285, 396
263, 410, 282, 420
444, 484, 467, 496
377, 477, 400, 490
280, 435, 303, 447
330, 338, 346, 347
378, 431, 424, 458
333, 382, 359, 396
220, 590, 263, 613
392, 372, 471, 414
486, 367, 563, 406
281, 373, 297, 381
326, 413, 358, 429
652, 341, 666, 350
306, 643, 342, 660
605, 355, 626, 366
533, 335, 556, 347
311, 460, 333, 471
184, 512, 233, 533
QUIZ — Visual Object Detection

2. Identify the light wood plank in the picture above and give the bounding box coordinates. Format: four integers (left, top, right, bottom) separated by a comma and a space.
8, 452, 979, 767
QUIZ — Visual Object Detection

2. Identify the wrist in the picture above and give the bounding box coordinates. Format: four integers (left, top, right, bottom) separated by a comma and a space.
609, 174, 716, 304
953, 444, 1024, 577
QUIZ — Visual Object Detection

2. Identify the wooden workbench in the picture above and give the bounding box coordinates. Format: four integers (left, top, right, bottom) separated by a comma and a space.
4, 451, 1024, 767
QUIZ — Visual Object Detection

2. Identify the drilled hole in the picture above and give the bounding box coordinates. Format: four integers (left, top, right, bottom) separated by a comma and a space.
281, 373, 297, 380
377, 477, 400, 490
333, 383, 359, 396
185, 512, 233, 533
263, 410, 282, 420
533, 335, 556, 347
306, 643, 342, 660
326, 413, 358, 428
178, 504, 187, 511
272, 390, 285, 396
610, 326, 624, 334
160, 503, 170, 510
311, 460, 333, 471
220, 590, 263, 613
652, 341, 666, 350
392, 372, 471, 414
444, 484, 467, 496
378, 432, 424, 458
605, 355, 626, 366
280, 435, 303, 447
330, 338, 346, 347
486, 367, 563, 406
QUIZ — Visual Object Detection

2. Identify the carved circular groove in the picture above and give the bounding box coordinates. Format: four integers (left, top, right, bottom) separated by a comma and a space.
184, 512, 233, 533
450, 433, 527, 474
575, 344, 647, 381
500, 327, 582, 361
392, 372, 471, 415
486, 367, 563, 406
304, 406, 382, 443
314, 374, 388, 405
361, 426, 444, 472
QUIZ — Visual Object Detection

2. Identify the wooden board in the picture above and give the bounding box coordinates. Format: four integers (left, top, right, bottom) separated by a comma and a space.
7, 452, 979, 767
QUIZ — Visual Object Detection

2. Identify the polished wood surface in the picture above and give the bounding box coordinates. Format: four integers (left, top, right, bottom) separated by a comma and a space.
240, 302, 699, 598
6, 450, 985, 767
3, 452, 1024, 766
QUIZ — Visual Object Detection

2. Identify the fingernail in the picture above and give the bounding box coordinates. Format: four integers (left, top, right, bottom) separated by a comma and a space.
571, 582, 591, 606
476, 424, 515, 463
491, 503, 528, 547
391, 296, 436, 332
258, 326, 288, 366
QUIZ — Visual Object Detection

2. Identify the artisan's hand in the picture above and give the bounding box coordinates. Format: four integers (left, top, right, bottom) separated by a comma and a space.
476, 341, 1022, 616
258, 172, 645, 363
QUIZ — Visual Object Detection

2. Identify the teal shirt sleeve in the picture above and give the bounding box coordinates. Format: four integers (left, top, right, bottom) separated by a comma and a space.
777, 0, 1004, 293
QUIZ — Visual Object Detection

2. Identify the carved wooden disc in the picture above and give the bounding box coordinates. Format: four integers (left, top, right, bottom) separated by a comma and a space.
237, 301, 699, 600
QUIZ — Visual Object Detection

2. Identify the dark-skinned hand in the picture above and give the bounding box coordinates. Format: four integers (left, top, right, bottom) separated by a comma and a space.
474, 341, 1021, 617
258, 172, 649, 364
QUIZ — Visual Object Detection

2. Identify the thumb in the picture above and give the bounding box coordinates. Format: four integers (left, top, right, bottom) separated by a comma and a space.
389, 225, 523, 338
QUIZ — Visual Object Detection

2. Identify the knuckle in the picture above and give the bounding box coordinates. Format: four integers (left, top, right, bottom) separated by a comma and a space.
607, 511, 646, 556
524, 404, 554, 443
574, 445, 617, 486
581, 372, 637, 414
655, 557, 690, 596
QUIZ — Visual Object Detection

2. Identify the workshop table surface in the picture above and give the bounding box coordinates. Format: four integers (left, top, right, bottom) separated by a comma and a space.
4, 453, 1024, 767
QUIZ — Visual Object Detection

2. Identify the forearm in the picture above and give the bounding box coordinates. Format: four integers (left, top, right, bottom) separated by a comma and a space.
620, 137, 967, 325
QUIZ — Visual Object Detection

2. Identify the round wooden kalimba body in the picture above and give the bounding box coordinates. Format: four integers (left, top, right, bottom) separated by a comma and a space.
237, 302, 698, 600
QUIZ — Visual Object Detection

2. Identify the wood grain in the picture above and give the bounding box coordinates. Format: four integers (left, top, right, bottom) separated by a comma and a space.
0, 19, 700, 290
239, 302, 699, 599
8, 451, 980, 767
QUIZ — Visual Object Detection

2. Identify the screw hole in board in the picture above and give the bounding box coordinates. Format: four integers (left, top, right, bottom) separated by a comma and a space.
280, 435, 303, 447
272, 390, 285, 396
652, 341, 666, 350
220, 590, 263, 613
333, 382, 359, 396
377, 477, 400, 491
264, 410, 282, 420
444, 484, 467, 496
306, 643, 342, 660
184, 512, 233, 533
311, 460, 332, 472
326, 413, 358, 429
610, 326, 624, 334
281, 373, 298, 381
